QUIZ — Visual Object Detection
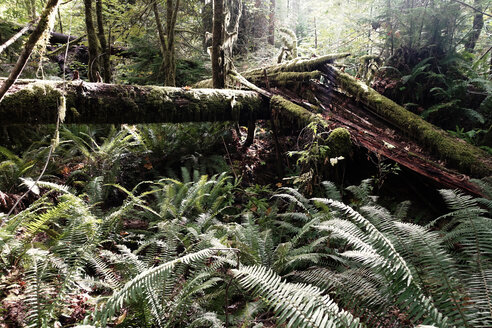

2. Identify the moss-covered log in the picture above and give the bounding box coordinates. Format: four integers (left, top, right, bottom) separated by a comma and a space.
0, 80, 267, 125
325, 65, 492, 177
247, 71, 322, 88
246, 53, 350, 76
270, 95, 328, 129
194, 54, 349, 88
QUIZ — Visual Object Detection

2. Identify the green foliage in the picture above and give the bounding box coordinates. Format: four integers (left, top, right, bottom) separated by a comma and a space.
232, 265, 360, 328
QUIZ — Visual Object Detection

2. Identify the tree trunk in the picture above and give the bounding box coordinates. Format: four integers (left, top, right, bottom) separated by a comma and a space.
268, 0, 275, 45
96, 0, 111, 82
253, 0, 267, 39
153, 0, 179, 86
0, 80, 266, 125
83, 0, 100, 82
0, 0, 61, 103
212, 0, 225, 88
464, 0, 483, 53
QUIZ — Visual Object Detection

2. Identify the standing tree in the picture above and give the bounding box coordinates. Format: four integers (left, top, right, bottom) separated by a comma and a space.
95, 0, 111, 82
464, 0, 484, 53
153, 0, 180, 87
268, 0, 275, 45
211, 0, 242, 88
84, 0, 101, 82
212, 0, 225, 88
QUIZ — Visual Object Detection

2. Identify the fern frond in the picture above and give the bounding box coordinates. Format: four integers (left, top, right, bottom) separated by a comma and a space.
95, 248, 215, 326
232, 265, 361, 328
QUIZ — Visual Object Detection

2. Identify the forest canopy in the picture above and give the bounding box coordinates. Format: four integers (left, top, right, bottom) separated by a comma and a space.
0, 0, 491, 327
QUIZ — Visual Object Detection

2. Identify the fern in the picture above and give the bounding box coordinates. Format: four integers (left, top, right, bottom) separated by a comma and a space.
232, 265, 361, 328
95, 248, 216, 326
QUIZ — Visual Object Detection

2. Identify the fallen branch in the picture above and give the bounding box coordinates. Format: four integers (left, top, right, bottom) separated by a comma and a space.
0, 19, 38, 55
0, 0, 62, 103
47, 34, 86, 56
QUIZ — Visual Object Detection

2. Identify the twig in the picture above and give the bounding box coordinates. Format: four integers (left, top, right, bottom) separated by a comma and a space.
222, 136, 238, 180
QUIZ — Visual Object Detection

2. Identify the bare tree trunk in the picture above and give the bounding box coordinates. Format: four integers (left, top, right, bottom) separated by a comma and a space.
84, 0, 100, 82
212, 0, 225, 88
268, 0, 275, 45
96, 0, 111, 82
0, 0, 61, 103
464, 0, 483, 53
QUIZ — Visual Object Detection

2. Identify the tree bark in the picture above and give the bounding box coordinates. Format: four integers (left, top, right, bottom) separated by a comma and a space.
83, 0, 100, 82
268, 0, 275, 45
212, 0, 225, 88
464, 0, 483, 53
153, 0, 180, 86
0, 0, 61, 103
96, 0, 111, 82
0, 80, 266, 125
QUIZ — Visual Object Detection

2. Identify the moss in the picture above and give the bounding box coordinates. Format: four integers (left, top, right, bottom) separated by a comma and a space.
0, 82, 62, 124
70, 107, 80, 117
1, 80, 265, 125
271, 95, 328, 129
335, 67, 492, 176
327, 128, 352, 157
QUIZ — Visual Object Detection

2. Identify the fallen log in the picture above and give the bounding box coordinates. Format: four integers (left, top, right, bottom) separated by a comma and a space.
321, 64, 492, 177
194, 54, 349, 88
0, 80, 267, 125
223, 55, 490, 192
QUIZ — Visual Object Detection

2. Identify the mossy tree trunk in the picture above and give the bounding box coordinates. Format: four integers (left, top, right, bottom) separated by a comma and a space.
95, 0, 111, 82
84, 0, 100, 82
325, 64, 492, 177
212, 0, 225, 88
153, 0, 180, 87
0, 0, 61, 103
464, 0, 484, 53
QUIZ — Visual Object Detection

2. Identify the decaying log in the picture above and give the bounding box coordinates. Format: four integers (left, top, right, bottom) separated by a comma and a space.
270, 95, 327, 129
244, 53, 350, 76
224, 55, 490, 193
310, 79, 485, 195
322, 65, 492, 177
0, 80, 267, 125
